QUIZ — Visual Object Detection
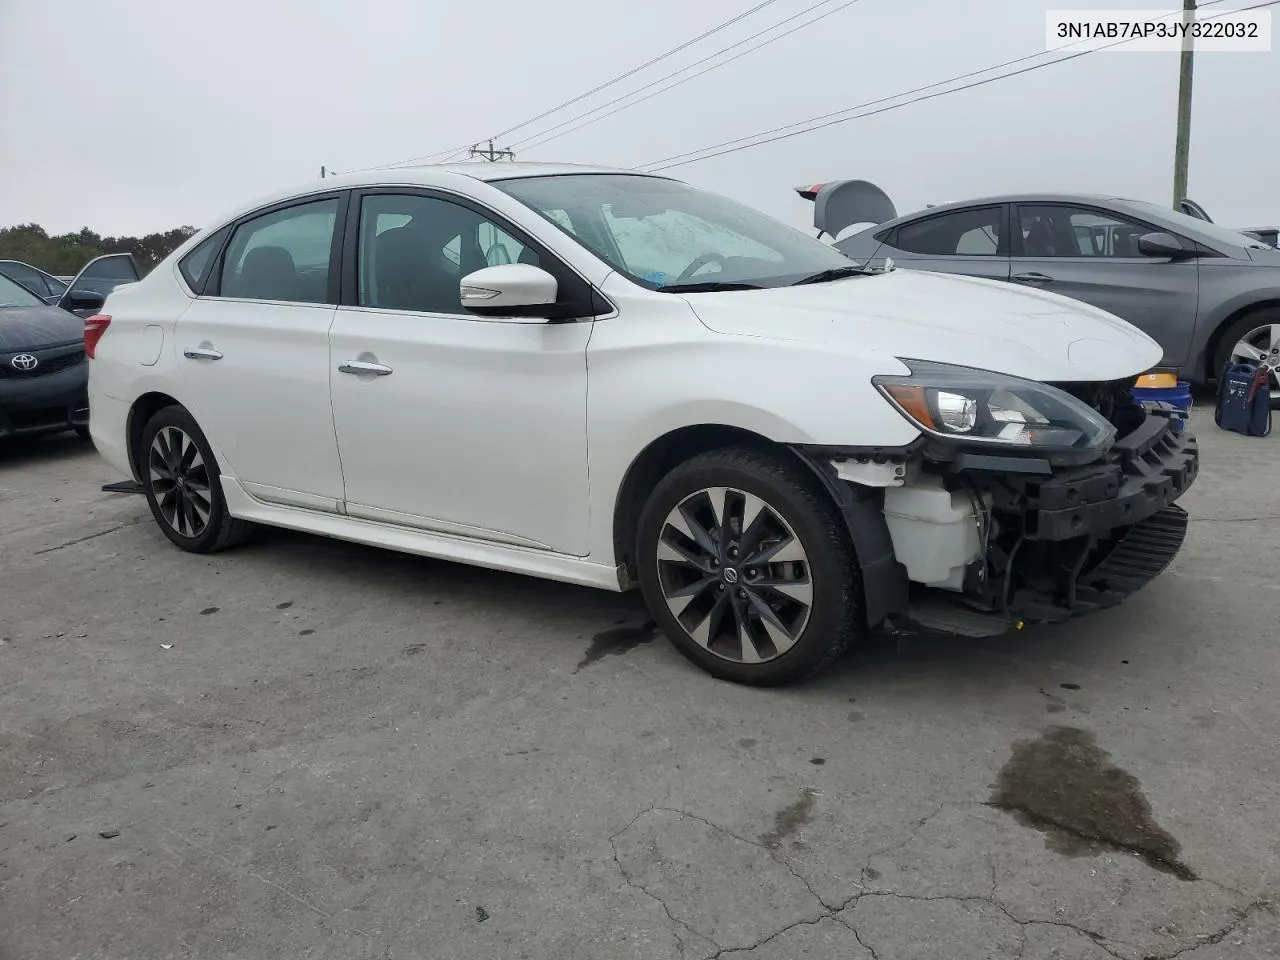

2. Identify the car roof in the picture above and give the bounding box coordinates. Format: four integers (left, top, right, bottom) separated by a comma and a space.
847, 190, 1260, 255
333, 160, 643, 184
288, 161, 664, 199
903, 192, 1121, 217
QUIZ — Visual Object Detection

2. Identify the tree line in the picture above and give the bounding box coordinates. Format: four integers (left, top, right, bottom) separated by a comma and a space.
0, 223, 198, 277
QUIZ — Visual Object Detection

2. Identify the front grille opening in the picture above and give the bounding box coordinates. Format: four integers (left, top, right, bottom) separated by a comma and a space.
0, 350, 86, 379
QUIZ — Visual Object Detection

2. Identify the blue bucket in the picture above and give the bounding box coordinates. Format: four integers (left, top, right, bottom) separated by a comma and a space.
1133, 381, 1192, 432
1133, 382, 1193, 411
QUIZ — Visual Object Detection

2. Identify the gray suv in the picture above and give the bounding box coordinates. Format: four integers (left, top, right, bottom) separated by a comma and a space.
807, 184, 1280, 400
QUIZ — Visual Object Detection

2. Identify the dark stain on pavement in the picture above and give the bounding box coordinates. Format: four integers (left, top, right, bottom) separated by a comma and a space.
760, 787, 818, 849
1039, 688, 1068, 714
574, 621, 657, 673
989, 725, 1196, 880
200, 607, 219, 616
276, 601, 293, 610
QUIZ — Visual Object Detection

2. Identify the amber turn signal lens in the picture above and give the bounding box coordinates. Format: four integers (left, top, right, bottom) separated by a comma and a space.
880, 384, 936, 430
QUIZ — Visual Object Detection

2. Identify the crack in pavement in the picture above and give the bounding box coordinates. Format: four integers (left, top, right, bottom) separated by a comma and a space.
608, 807, 722, 958
649, 805, 832, 910
154, 823, 378, 943
1143, 899, 1276, 960
610, 802, 1274, 960
708, 916, 832, 959
32, 516, 147, 555
833, 914, 880, 960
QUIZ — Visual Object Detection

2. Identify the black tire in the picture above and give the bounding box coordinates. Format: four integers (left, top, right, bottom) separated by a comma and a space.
140, 404, 254, 553
1212, 308, 1280, 409
635, 445, 862, 686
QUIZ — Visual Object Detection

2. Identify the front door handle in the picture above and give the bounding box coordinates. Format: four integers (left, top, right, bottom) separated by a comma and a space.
1012, 272, 1054, 284
183, 347, 223, 360
338, 360, 393, 376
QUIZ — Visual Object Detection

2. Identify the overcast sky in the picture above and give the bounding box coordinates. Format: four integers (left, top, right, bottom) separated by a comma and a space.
1, 0, 1275, 237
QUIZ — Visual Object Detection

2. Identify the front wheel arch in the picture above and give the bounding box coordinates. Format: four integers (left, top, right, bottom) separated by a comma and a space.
612, 424, 781, 586
610, 426, 909, 631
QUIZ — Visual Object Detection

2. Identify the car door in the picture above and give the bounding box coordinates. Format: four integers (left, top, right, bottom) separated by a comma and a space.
175, 194, 348, 512
60, 254, 142, 315
868, 204, 1012, 282
0, 261, 60, 302
328, 189, 593, 555
1009, 203, 1199, 366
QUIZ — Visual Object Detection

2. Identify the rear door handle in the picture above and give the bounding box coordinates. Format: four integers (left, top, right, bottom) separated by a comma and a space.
338, 361, 393, 376
183, 347, 223, 360
1012, 272, 1054, 284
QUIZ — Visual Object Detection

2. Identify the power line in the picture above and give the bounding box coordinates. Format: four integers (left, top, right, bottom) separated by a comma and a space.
325, 143, 473, 177
492, 0, 783, 141
512, 0, 864, 152
328, 0, 783, 176
641, 0, 1261, 171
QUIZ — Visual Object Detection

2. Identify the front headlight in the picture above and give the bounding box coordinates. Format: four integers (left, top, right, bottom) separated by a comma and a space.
872, 359, 1116, 453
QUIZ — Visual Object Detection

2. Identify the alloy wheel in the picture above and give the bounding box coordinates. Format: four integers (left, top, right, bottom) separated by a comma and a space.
655, 486, 813, 664
148, 426, 212, 538
1230, 323, 1280, 394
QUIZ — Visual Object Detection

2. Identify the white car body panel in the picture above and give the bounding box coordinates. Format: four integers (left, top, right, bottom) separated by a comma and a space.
683, 268, 1163, 383
87, 162, 1165, 592
176, 297, 345, 511
328, 304, 593, 554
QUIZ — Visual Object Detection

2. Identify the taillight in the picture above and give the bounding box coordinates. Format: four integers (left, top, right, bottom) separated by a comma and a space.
84, 314, 111, 359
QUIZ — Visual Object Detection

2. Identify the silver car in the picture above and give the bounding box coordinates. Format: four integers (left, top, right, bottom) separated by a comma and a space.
808, 184, 1280, 401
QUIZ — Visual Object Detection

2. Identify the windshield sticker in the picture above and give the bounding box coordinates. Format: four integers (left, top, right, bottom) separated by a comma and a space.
644, 271, 668, 287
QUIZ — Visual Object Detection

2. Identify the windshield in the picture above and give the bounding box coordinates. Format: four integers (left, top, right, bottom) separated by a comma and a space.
0, 272, 45, 308
493, 174, 854, 290
1118, 199, 1269, 250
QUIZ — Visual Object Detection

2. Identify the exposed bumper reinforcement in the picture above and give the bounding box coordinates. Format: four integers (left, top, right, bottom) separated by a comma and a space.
891, 503, 1190, 637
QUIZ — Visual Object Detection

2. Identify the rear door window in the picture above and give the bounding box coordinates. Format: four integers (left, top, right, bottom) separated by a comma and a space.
219, 199, 340, 303
893, 207, 1005, 257
0, 262, 53, 296
179, 228, 229, 294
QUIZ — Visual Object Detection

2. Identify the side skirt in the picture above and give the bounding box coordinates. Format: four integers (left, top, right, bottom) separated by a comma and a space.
221, 477, 626, 592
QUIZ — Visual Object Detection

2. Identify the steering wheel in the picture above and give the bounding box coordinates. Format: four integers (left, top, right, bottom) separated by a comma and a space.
676, 253, 726, 283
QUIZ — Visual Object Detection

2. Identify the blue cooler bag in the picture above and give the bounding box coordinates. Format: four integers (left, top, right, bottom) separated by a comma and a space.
1215, 362, 1272, 437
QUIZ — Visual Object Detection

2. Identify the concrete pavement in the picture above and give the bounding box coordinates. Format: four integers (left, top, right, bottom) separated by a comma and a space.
1, 410, 1277, 959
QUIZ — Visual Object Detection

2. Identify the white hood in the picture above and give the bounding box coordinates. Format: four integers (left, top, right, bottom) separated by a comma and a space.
681, 269, 1162, 382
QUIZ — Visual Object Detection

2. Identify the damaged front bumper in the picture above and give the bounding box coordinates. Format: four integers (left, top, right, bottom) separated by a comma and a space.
893, 408, 1199, 637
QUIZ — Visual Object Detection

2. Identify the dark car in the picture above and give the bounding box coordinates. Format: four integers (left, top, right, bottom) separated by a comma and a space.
800, 182, 1280, 402
0, 260, 69, 303
0, 254, 139, 442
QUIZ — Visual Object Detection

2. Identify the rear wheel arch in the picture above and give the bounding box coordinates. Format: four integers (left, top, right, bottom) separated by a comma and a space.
126, 392, 182, 481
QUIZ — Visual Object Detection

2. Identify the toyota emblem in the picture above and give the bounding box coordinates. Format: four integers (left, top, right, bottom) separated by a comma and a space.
10, 354, 38, 371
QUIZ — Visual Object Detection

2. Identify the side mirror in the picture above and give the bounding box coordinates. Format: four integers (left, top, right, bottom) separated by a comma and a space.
459, 264, 559, 318
1137, 232, 1189, 259
61, 289, 107, 313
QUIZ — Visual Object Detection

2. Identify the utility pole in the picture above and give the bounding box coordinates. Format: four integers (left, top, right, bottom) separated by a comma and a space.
1171, 0, 1195, 208
468, 139, 515, 162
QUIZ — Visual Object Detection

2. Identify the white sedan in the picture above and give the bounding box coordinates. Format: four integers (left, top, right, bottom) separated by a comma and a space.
87, 162, 1197, 685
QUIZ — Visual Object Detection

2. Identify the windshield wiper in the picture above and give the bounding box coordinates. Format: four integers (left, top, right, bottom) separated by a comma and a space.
790, 265, 873, 286
658, 280, 763, 293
